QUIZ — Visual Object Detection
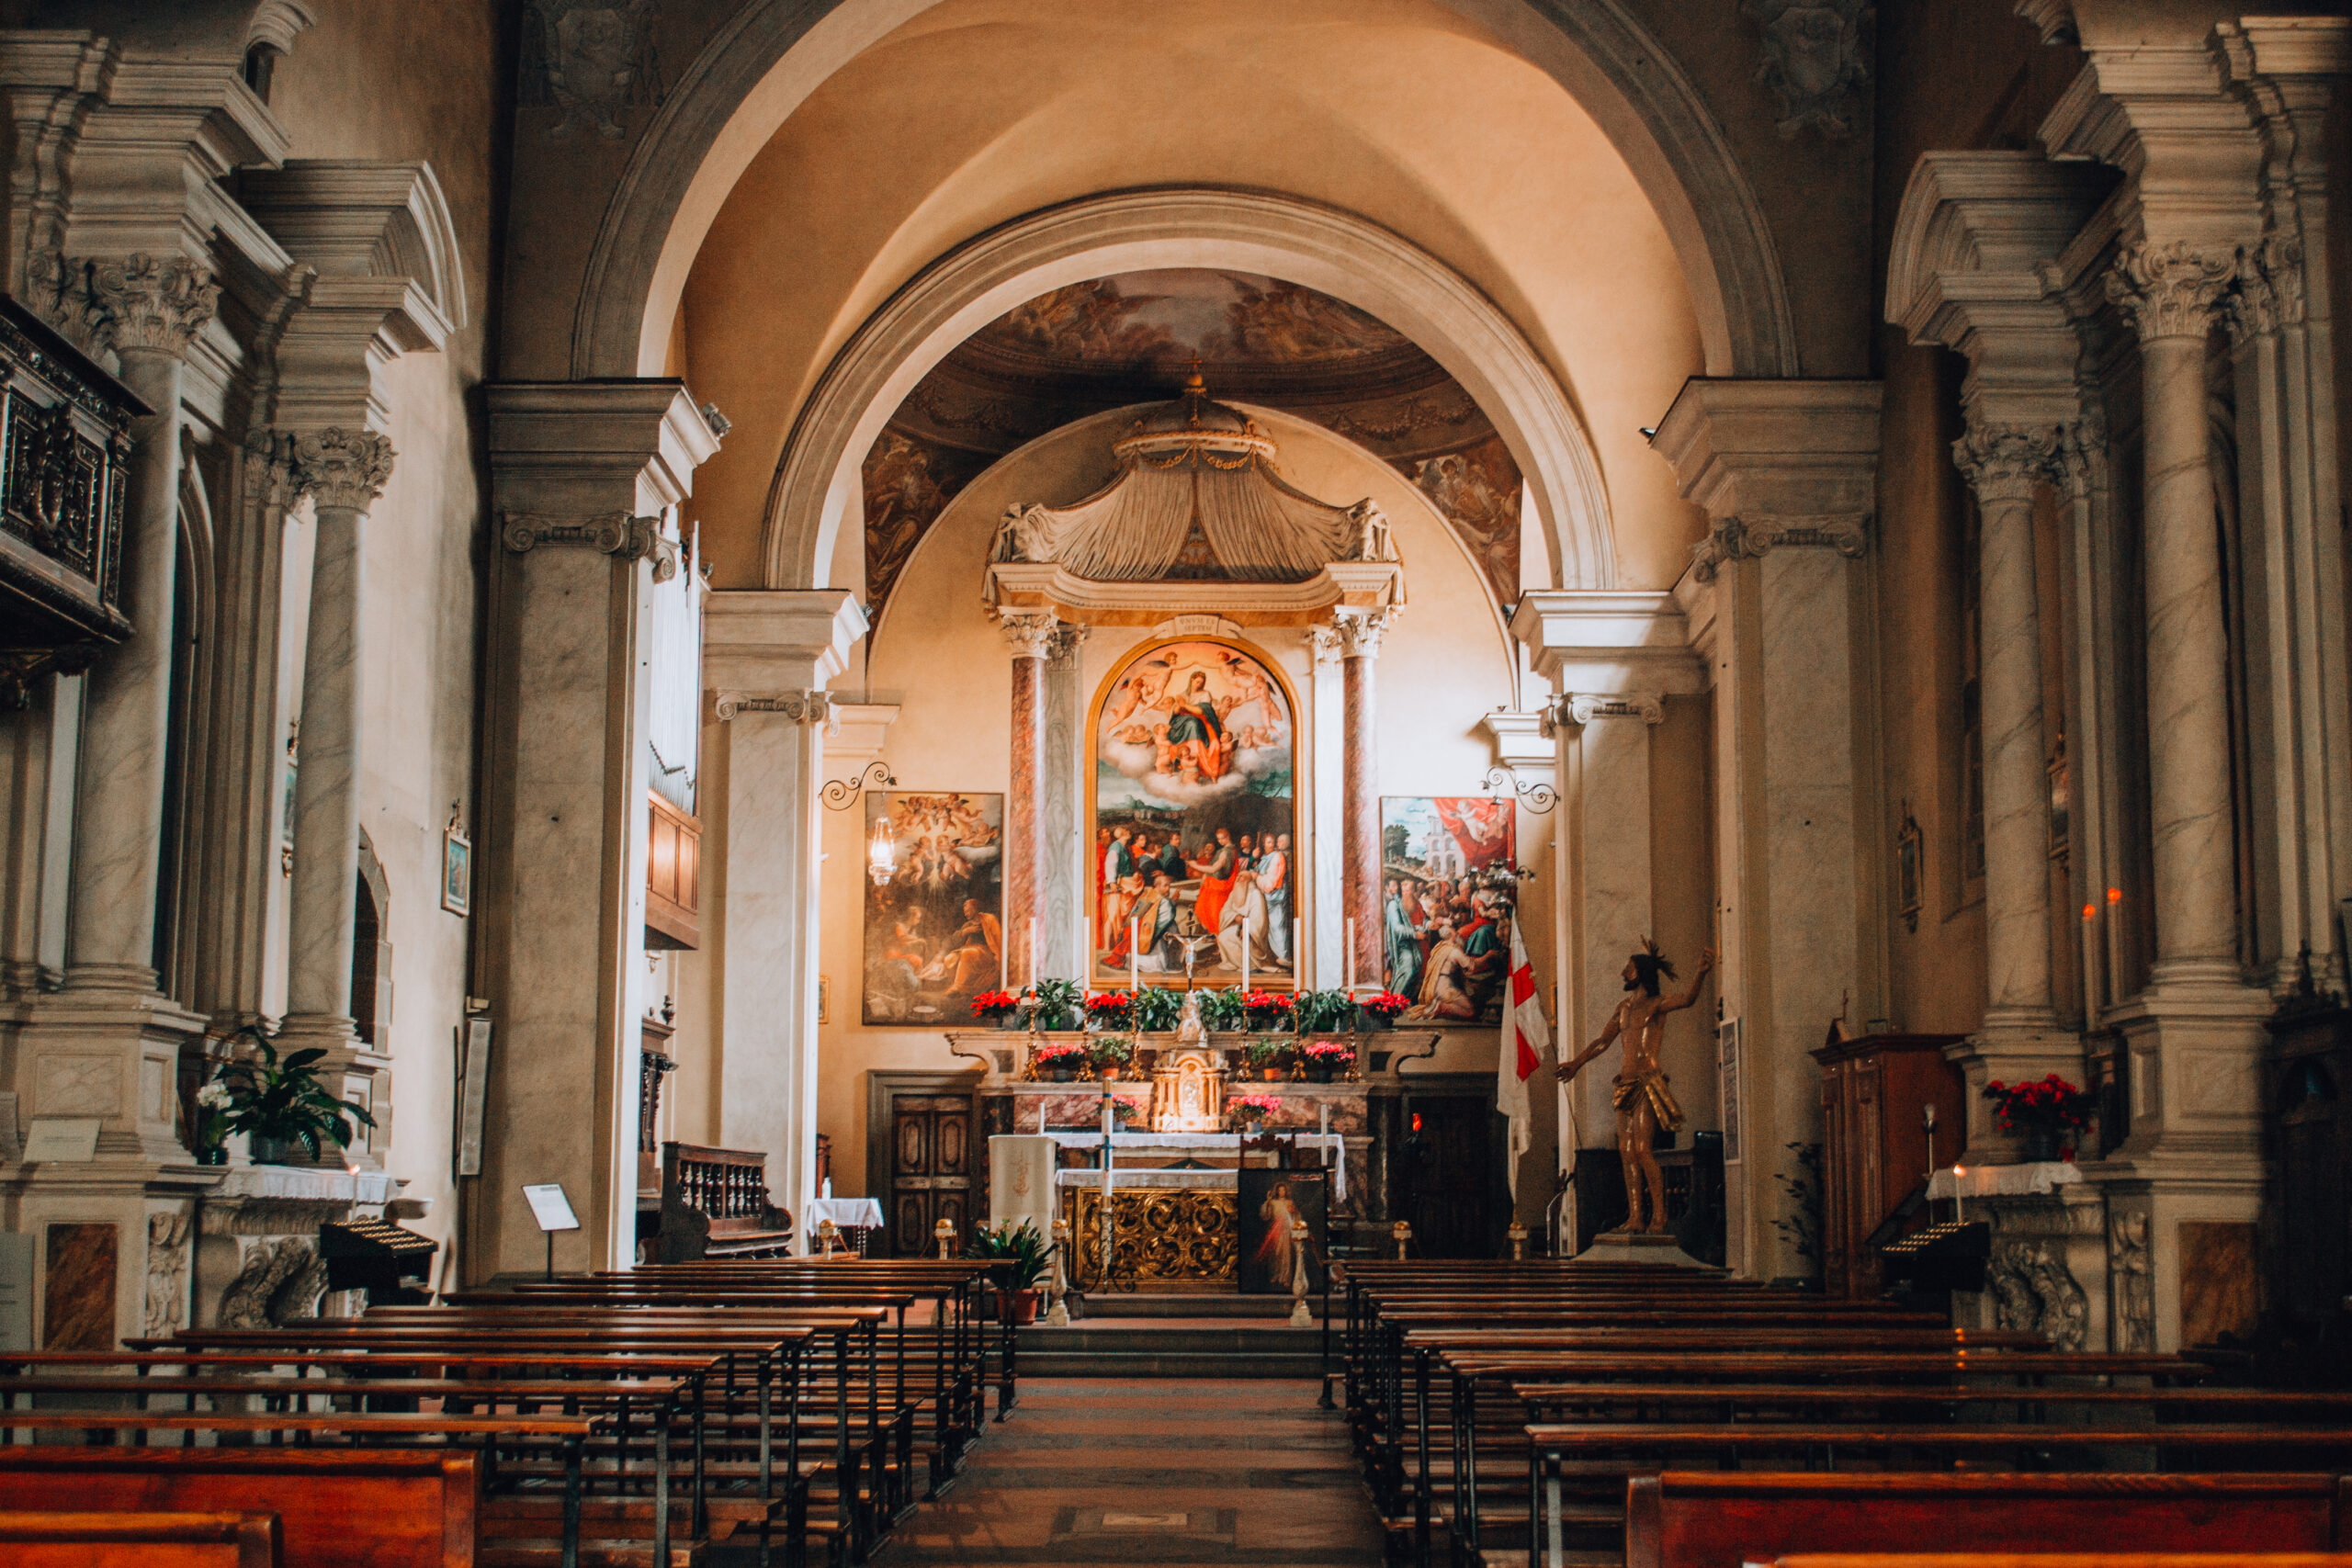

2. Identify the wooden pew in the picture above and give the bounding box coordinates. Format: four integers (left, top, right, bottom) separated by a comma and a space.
0, 1448, 479, 1568
0, 1510, 278, 1568
1626, 1472, 2352, 1568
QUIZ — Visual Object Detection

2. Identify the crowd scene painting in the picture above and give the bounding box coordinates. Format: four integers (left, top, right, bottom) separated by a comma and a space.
1381, 796, 1517, 1025
1091, 639, 1295, 987
862, 792, 1005, 1024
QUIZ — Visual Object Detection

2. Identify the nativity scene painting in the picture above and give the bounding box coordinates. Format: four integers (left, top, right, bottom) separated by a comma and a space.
862, 792, 1005, 1025
1381, 796, 1517, 1026
1091, 638, 1295, 987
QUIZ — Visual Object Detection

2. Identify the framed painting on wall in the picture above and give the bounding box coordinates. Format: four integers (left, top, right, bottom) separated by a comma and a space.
862, 793, 1004, 1026
1379, 796, 1516, 1025
1088, 637, 1296, 988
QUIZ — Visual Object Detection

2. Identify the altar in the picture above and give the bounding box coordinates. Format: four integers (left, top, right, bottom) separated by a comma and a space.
1045, 1130, 1350, 1288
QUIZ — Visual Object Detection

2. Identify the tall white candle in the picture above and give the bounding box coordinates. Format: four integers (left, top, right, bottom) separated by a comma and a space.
1242, 938, 1250, 996
1345, 918, 1356, 992
1129, 916, 1139, 993
1030, 917, 1039, 989
1294, 918, 1303, 982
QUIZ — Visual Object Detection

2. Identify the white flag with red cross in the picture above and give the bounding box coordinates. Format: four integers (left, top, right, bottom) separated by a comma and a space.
1499, 918, 1546, 1200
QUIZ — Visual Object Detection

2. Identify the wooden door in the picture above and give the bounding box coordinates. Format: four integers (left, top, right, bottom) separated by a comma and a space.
888, 1093, 973, 1257
1395, 1096, 1501, 1259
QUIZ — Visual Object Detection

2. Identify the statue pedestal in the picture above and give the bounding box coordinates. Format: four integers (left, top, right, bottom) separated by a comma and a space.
1575, 1229, 1718, 1270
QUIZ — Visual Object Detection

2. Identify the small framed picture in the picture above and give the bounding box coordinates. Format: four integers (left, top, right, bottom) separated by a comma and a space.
1895, 805, 1923, 934
442, 814, 472, 917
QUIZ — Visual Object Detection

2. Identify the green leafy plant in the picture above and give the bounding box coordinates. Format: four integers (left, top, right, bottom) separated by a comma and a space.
1241, 1038, 1292, 1069
1199, 987, 1248, 1032
1027, 976, 1084, 1025
963, 1219, 1050, 1292
1293, 988, 1355, 1032
210, 1027, 378, 1160
1770, 1141, 1825, 1286
1130, 987, 1184, 1032
1088, 1035, 1135, 1068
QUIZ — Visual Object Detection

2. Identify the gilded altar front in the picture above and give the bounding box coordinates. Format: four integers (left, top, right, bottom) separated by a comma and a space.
1069, 1187, 1236, 1287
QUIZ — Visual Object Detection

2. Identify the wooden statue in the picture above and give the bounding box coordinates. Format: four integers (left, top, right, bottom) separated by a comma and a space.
1557, 937, 1715, 1235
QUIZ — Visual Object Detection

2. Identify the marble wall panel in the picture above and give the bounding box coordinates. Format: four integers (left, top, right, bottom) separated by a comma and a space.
41, 1223, 117, 1350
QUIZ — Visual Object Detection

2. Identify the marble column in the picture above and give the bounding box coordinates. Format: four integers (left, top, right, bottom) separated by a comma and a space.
1042, 623, 1088, 978
999, 612, 1057, 990
1307, 626, 1346, 989
2107, 242, 2244, 983
64, 256, 218, 995
1336, 610, 1394, 990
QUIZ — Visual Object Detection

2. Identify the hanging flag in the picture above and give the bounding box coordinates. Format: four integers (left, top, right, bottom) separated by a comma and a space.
1498, 917, 1546, 1200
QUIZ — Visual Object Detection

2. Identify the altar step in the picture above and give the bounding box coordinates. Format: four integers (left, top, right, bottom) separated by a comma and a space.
1081, 1291, 1323, 1318
1016, 1322, 1332, 1379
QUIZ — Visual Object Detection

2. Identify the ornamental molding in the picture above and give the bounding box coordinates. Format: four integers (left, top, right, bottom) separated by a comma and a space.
1306, 625, 1344, 668
1558, 692, 1665, 727
1048, 621, 1089, 661
1743, 0, 1871, 140
1153, 615, 1243, 640
2103, 240, 2236, 343
1332, 606, 1397, 660
30, 252, 221, 362
2106, 1207, 2155, 1352
995, 610, 1060, 660
1691, 513, 1870, 582
288, 427, 396, 513
1987, 1235, 2089, 1351
712, 689, 834, 730
1952, 421, 2065, 505
2223, 232, 2305, 343
501, 511, 678, 582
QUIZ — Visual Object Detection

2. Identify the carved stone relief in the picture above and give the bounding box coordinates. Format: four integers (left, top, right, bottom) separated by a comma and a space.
2107, 1209, 2155, 1351
142, 1211, 190, 1340
1987, 1235, 2088, 1350
521, 1, 663, 141
218, 1238, 326, 1329
1744, 0, 1872, 139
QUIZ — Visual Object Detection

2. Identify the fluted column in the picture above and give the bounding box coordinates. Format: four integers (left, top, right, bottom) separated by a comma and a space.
999, 612, 1057, 989
1954, 423, 2063, 1023
1336, 608, 1394, 990
281, 430, 395, 1030
2106, 242, 2243, 981
63, 255, 218, 993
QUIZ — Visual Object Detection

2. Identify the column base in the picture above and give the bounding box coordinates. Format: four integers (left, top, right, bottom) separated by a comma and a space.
272, 1014, 390, 1170
0, 1153, 222, 1348
5, 984, 206, 1164
1944, 1017, 2083, 1164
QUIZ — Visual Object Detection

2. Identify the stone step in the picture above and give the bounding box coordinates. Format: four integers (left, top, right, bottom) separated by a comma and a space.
1079, 1292, 1328, 1319
1015, 1323, 1335, 1378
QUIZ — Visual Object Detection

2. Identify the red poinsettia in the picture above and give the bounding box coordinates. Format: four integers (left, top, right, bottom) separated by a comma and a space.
1362, 990, 1411, 1020
1983, 1072, 2093, 1132
1302, 1039, 1356, 1063
971, 989, 1021, 1016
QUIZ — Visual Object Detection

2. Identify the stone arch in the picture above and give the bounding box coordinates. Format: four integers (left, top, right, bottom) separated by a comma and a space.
567, 0, 1797, 384
762, 187, 1619, 594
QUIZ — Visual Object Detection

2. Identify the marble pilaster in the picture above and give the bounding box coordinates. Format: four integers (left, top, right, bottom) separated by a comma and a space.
1307, 626, 1345, 990
1336, 609, 1392, 992
276, 429, 396, 1165
1042, 623, 1088, 977
475, 381, 718, 1280
705, 588, 863, 1235
998, 611, 1057, 990
1562, 693, 1663, 1173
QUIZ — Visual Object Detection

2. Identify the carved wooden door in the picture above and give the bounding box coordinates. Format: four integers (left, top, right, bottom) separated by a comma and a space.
889, 1093, 972, 1256
1395, 1095, 1501, 1259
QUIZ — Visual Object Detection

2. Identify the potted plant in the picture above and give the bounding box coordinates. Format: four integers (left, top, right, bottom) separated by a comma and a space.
1227, 1092, 1283, 1132
964, 1219, 1049, 1325
1028, 976, 1085, 1032
1300, 1038, 1355, 1083
208, 1029, 379, 1165
1199, 987, 1248, 1033
1110, 1094, 1150, 1129
1242, 988, 1293, 1032
1030, 1039, 1089, 1082
1984, 1073, 2093, 1163
1242, 1038, 1292, 1082
1131, 987, 1183, 1034
1085, 990, 1134, 1031
191, 1078, 232, 1166
1358, 990, 1410, 1032
1089, 1034, 1136, 1080
1294, 988, 1355, 1034
972, 989, 1023, 1030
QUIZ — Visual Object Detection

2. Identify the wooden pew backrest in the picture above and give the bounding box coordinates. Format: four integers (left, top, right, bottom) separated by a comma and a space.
0, 1449, 476, 1568
1630, 1473, 2352, 1568
0, 1510, 277, 1568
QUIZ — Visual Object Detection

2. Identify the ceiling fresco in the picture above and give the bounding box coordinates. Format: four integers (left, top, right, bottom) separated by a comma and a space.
864, 269, 1522, 620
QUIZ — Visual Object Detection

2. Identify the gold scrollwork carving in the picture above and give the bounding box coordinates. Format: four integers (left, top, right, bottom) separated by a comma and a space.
1070, 1188, 1236, 1288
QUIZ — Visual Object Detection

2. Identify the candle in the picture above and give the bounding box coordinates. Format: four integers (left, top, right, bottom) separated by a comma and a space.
1000, 928, 1008, 991
1030, 917, 1039, 988
1242, 937, 1250, 996
1130, 916, 1139, 992
1346, 919, 1356, 992
1294, 918, 1303, 981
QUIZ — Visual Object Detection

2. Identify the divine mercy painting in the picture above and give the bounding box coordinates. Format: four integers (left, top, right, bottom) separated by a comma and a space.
1380, 796, 1517, 1026
1091, 638, 1295, 987
863, 792, 1004, 1025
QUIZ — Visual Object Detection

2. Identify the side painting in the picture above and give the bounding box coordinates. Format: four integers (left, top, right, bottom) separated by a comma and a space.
1380, 796, 1516, 1025
863, 793, 1004, 1025
1091, 639, 1295, 986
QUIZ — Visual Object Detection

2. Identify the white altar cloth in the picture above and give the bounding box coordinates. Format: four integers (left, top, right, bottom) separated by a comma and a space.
804, 1196, 886, 1236
1041, 1129, 1348, 1198
1926, 1161, 2081, 1200
1053, 1168, 1232, 1189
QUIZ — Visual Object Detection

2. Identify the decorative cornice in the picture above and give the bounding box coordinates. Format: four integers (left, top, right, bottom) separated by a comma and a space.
996, 610, 1060, 660
501, 511, 678, 582
2103, 239, 2235, 343
1690, 514, 1870, 582
1952, 421, 2064, 505
1333, 606, 1396, 660
712, 690, 834, 730
288, 427, 395, 513
1559, 692, 1665, 727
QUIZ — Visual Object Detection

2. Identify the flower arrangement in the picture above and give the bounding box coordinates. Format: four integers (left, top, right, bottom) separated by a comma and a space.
1085, 990, 1134, 1029
1301, 1039, 1356, 1066
1199, 987, 1248, 1032
1029, 1039, 1089, 1077
1361, 990, 1411, 1022
197, 1023, 379, 1164
1027, 976, 1085, 1029
1130, 987, 1184, 1032
1242, 988, 1292, 1029
1984, 1074, 2094, 1134
1241, 1038, 1292, 1069
1227, 1093, 1283, 1127
1088, 1034, 1135, 1072
1293, 988, 1356, 1032
971, 989, 1021, 1020
1110, 1094, 1150, 1127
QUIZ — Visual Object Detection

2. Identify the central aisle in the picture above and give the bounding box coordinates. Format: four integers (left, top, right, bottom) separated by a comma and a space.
891, 1378, 1385, 1565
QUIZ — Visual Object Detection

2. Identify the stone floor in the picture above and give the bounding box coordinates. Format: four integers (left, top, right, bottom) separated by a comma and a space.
888, 1378, 1386, 1565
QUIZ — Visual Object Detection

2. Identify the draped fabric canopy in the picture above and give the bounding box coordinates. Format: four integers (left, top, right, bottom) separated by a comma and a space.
993, 381, 1391, 583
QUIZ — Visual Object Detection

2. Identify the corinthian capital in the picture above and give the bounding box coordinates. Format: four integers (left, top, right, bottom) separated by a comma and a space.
1334, 607, 1396, 660
288, 428, 396, 513
997, 611, 1060, 660
1951, 422, 2063, 505
85, 254, 220, 358
2104, 240, 2235, 343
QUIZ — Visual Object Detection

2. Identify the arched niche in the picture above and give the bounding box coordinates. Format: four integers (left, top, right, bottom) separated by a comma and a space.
568, 0, 1794, 385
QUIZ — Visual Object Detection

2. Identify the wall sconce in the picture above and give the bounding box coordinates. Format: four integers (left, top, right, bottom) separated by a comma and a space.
866, 814, 896, 888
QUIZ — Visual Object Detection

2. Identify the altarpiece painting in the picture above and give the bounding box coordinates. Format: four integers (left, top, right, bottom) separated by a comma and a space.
1380, 796, 1516, 1025
863, 792, 1004, 1025
1091, 638, 1295, 987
